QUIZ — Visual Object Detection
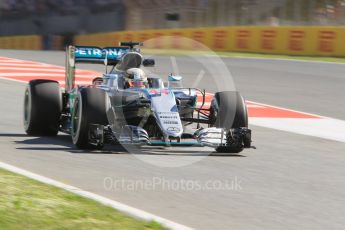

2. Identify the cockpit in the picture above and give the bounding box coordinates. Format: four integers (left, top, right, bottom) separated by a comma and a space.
92, 48, 164, 90
101, 71, 164, 90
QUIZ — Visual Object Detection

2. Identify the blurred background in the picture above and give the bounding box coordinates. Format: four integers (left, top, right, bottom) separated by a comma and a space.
1, 0, 345, 35
0, 0, 345, 55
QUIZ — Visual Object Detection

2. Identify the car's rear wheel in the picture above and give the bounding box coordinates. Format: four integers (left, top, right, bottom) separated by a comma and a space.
71, 88, 108, 149
24, 80, 62, 136
210, 91, 248, 154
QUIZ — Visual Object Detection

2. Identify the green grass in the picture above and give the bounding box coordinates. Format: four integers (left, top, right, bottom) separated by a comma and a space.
142, 48, 345, 63
0, 168, 167, 230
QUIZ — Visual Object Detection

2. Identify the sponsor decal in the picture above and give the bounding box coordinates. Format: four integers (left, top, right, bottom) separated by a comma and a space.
261, 30, 276, 50
167, 127, 180, 132
289, 30, 305, 51
105, 48, 127, 58
163, 121, 179, 125
319, 31, 336, 53
75, 47, 128, 59
213, 30, 227, 49
149, 89, 161, 97
75, 47, 102, 57
149, 89, 159, 95
159, 115, 179, 119
158, 112, 179, 119
236, 30, 250, 49
149, 89, 171, 97
158, 111, 180, 125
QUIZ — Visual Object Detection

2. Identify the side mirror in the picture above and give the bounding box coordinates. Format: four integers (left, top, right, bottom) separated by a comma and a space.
143, 59, 155, 67
168, 75, 183, 88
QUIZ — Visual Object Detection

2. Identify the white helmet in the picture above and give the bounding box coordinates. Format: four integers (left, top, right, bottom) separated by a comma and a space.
126, 68, 148, 88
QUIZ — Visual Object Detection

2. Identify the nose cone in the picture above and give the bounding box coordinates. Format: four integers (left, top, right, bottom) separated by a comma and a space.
116, 52, 143, 71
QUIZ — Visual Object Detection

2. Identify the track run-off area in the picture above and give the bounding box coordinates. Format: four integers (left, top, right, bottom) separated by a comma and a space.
0, 49, 345, 230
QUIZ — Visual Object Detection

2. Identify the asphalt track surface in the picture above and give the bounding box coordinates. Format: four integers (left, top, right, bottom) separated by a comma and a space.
1, 49, 345, 229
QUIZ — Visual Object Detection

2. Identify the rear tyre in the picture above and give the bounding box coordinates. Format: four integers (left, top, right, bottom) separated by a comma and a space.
210, 91, 248, 154
71, 88, 108, 149
24, 80, 62, 136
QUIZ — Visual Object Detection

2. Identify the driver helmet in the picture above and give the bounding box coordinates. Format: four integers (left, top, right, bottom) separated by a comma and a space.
126, 68, 148, 88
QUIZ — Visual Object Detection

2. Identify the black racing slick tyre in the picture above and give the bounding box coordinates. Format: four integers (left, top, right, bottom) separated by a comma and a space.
24, 80, 62, 136
210, 91, 248, 129
210, 91, 248, 154
71, 88, 108, 149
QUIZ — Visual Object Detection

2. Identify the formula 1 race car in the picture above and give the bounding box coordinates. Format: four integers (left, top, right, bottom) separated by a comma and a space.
23, 42, 252, 154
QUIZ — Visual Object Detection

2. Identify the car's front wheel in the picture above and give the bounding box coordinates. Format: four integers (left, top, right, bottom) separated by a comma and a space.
209, 91, 249, 154
71, 88, 108, 149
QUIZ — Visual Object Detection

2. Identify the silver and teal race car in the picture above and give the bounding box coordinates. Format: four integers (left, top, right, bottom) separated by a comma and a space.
23, 42, 252, 154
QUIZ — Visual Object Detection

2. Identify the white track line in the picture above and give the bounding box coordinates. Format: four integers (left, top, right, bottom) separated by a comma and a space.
0, 60, 49, 65
0, 73, 66, 77
191, 70, 205, 88
0, 73, 95, 77
0, 60, 30, 63
0, 67, 95, 73
0, 68, 97, 75
170, 56, 179, 75
249, 118, 345, 143
0, 67, 67, 72
0, 78, 91, 87
0, 63, 59, 67
0, 161, 193, 230
0, 58, 52, 65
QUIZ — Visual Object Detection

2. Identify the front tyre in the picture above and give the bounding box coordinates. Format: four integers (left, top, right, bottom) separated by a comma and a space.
24, 80, 62, 136
210, 91, 249, 154
71, 88, 108, 149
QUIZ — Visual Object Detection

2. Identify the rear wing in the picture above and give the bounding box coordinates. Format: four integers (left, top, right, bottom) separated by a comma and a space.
65, 43, 149, 92
65, 45, 131, 91
74, 46, 130, 64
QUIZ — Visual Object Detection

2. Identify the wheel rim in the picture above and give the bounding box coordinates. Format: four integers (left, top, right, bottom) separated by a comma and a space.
23, 88, 31, 130
72, 97, 81, 139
